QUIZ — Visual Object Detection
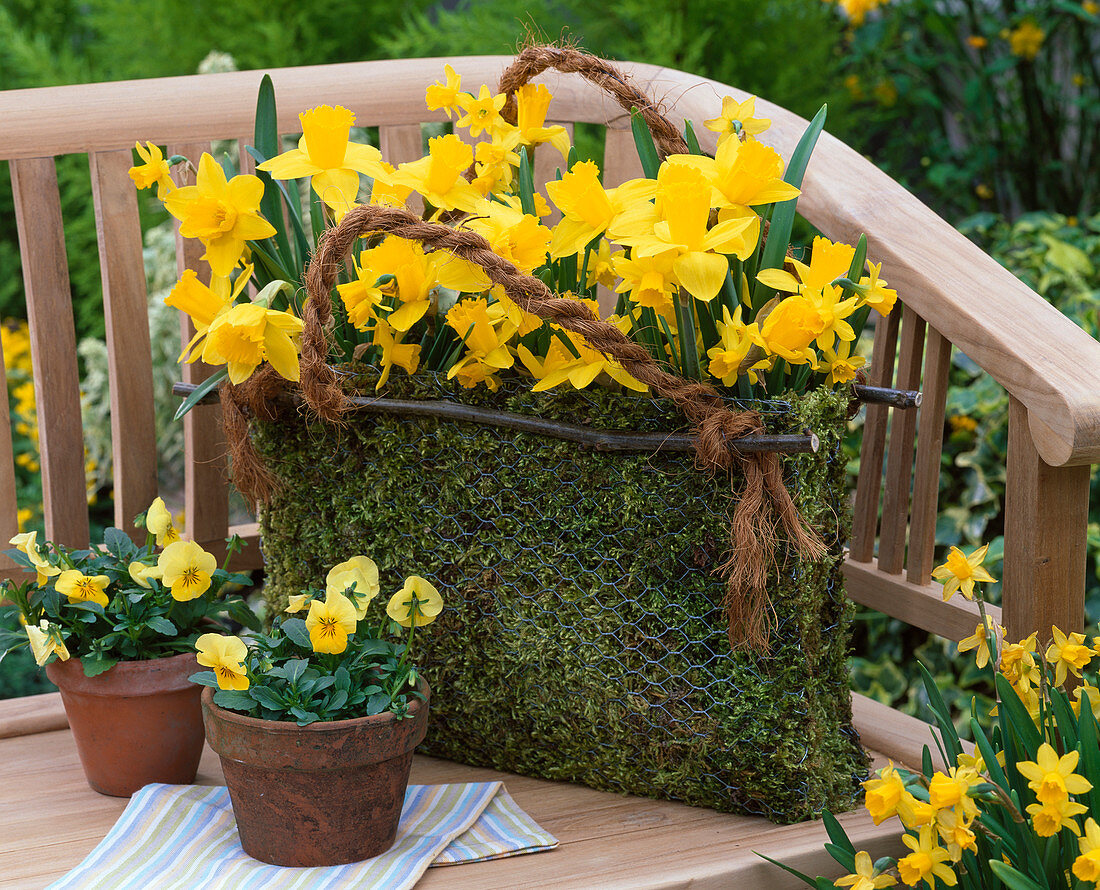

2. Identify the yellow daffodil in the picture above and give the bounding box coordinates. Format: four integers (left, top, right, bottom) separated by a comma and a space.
387, 576, 444, 628
1073, 684, 1100, 721
704, 95, 771, 143
585, 239, 618, 290
818, 339, 866, 387
1074, 818, 1100, 883
750, 295, 825, 365
326, 556, 380, 620
166, 266, 251, 362
392, 134, 484, 214
857, 262, 898, 316
199, 303, 304, 385
371, 319, 421, 390
1045, 627, 1094, 685
957, 616, 1002, 669
145, 496, 180, 547
196, 633, 250, 691
897, 790, 937, 828
56, 570, 110, 608
546, 160, 656, 259
463, 203, 552, 280
513, 83, 571, 158
445, 297, 517, 389
128, 561, 164, 589
1027, 796, 1086, 837
471, 131, 523, 196
927, 768, 979, 818
306, 592, 358, 654
425, 64, 462, 118
455, 85, 507, 138
933, 807, 977, 861
666, 137, 798, 212
157, 540, 217, 602
257, 105, 387, 218
9, 531, 60, 585
897, 826, 957, 888
129, 142, 175, 200
368, 161, 413, 209
834, 850, 897, 889
1018, 743, 1093, 806
862, 763, 906, 825
164, 153, 276, 277
615, 164, 758, 302
337, 253, 390, 331
1000, 632, 1038, 687
931, 544, 995, 601
707, 305, 764, 386
25, 620, 69, 666
613, 250, 679, 312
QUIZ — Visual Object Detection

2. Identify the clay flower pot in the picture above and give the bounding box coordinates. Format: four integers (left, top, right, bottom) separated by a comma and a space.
46, 652, 205, 797
201, 683, 430, 867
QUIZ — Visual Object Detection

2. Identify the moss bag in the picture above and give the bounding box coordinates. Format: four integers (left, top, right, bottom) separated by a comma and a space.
254, 370, 867, 823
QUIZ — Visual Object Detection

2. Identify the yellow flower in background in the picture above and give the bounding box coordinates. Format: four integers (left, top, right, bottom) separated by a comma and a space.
546, 161, 656, 258
704, 95, 771, 142
862, 762, 906, 825
350, 236, 440, 332
966, 35, 988, 49
164, 153, 276, 277
425, 64, 462, 118
371, 319, 421, 390
196, 633, 250, 691
257, 105, 387, 218
387, 576, 444, 628
471, 131, 523, 196
1027, 797, 1086, 837
306, 592, 358, 654
157, 540, 217, 602
56, 570, 111, 608
897, 827, 956, 888
834, 850, 897, 889
1017, 743, 1093, 806
455, 84, 507, 138
128, 142, 175, 200
338, 254, 391, 331
513, 83, 571, 158
446, 298, 517, 369
1045, 627, 1094, 685
326, 556, 380, 620
957, 616, 1001, 669
897, 790, 937, 828
392, 134, 483, 214
146, 496, 181, 547
931, 544, 995, 601
585, 239, 618, 290
1008, 20, 1045, 60
128, 560, 163, 589
25, 620, 69, 666
200, 303, 304, 385
1074, 818, 1100, 883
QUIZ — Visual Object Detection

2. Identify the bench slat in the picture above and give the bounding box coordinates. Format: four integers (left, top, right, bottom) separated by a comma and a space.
10, 156, 90, 548
90, 148, 159, 534
602, 126, 645, 188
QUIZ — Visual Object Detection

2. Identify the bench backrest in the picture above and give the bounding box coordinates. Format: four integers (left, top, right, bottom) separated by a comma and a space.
3, 55, 1099, 643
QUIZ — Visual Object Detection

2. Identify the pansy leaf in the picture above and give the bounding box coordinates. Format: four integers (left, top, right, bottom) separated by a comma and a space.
145, 616, 177, 637
82, 656, 118, 678
249, 686, 287, 711
281, 618, 312, 650
284, 658, 309, 686
188, 671, 220, 689
213, 689, 256, 713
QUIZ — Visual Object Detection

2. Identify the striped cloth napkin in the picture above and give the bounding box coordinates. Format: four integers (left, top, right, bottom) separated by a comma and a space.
49, 782, 558, 889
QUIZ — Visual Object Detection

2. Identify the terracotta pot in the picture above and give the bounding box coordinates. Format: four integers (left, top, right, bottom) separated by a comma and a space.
202, 683, 430, 866
46, 652, 205, 797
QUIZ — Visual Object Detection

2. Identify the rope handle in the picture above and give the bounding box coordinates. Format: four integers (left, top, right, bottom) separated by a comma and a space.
496, 45, 690, 160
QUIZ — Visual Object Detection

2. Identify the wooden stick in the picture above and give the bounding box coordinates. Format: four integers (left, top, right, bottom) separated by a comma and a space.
851, 383, 921, 409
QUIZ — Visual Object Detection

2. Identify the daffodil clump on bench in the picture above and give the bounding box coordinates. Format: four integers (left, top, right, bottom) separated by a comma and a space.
771, 544, 1100, 889
190, 556, 442, 725
133, 65, 898, 411
0, 499, 257, 677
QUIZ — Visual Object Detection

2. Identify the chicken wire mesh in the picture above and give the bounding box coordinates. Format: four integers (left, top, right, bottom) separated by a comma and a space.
255, 370, 867, 822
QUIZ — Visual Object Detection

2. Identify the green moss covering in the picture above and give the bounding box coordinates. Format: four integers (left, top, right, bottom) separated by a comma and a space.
254, 370, 868, 823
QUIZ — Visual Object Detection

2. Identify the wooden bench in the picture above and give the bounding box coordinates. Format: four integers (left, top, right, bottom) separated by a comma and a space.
2, 55, 1099, 887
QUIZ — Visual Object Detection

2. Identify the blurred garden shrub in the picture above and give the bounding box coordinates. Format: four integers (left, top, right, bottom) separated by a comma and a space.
825, 0, 1100, 219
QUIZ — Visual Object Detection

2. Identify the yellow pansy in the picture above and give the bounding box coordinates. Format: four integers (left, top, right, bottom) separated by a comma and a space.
128, 141, 175, 200
1017, 743, 1093, 806
25, 620, 70, 667
306, 592, 358, 654
56, 570, 110, 609
285, 593, 312, 614
326, 556, 380, 620
196, 633, 250, 691
257, 105, 387, 218
1045, 627, 1094, 685
546, 160, 656, 259
1074, 818, 1100, 883
425, 64, 462, 118
392, 134, 484, 214
200, 303, 304, 385
387, 576, 444, 628
897, 826, 956, 888
157, 540, 217, 602
834, 850, 897, 889
145, 496, 180, 547
164, 153, 276, 277
10, 531, 60, 585
128, 561, 164, 589
931, 544, 995, 602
